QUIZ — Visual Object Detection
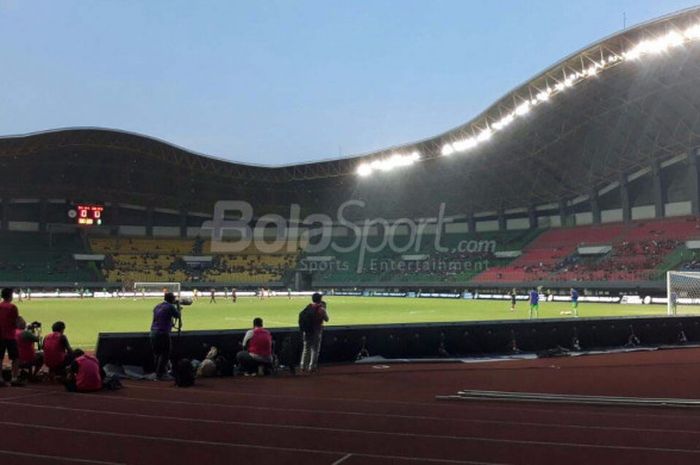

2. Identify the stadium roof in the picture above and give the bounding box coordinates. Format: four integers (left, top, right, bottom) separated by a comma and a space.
4, 6, 700, 214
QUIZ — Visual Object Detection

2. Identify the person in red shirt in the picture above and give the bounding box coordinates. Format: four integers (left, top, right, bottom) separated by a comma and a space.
43, 321, 73, 376
65, 349, 104, 392
236, 317, 273, 376
0, 287, 22, 386
15, 317, 43, 380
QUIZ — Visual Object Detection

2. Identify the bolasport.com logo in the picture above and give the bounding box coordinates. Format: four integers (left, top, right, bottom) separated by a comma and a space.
201, 200, 494, 273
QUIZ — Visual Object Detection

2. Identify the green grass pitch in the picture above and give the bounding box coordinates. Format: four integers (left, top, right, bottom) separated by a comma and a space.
14, 296, 678, 350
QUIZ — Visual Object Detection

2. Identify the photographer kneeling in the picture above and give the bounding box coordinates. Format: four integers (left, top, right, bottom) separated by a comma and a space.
43, 321, 73, 378
65, 349, 104, 393
236, 318, 272, 376
15, 318, 43, 380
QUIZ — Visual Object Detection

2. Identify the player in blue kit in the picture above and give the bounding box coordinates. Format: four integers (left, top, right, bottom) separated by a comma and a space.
570, 288, 579, 317
528, 288, 539, 319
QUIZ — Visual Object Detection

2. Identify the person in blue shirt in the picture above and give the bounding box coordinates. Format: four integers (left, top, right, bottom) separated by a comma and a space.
529, 288, 539, 319
570, 288, 579, 317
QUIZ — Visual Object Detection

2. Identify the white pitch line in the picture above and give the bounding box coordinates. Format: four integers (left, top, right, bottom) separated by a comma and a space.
0, 403, 698, 455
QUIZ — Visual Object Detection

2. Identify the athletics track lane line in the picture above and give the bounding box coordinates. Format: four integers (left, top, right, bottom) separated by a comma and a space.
0, 449, 126, 465
16, 387, 700, 435
0, 421, 505, 465
114, 381, 700, 425
6, 384, 700, 430
7, 394, 700, 440
4, 391, 699, 465
2, 402, 700, 457
331, 453, 353, 465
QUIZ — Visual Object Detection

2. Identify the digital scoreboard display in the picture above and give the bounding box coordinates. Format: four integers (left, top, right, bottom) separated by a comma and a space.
68, 204, 104, 226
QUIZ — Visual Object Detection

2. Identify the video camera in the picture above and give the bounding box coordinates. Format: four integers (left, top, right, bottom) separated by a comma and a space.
27, 321, 42, 332
175, 297, 193, 307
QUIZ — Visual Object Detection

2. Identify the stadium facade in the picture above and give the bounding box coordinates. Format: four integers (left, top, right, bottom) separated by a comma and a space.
5, 7, 700, 291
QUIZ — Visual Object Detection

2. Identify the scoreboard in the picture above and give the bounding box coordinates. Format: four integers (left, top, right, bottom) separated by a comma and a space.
68, 204, 104, 226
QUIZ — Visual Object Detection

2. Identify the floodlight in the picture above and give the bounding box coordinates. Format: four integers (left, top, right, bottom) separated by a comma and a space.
357, 164, 372, 176
361, 19, 700, 171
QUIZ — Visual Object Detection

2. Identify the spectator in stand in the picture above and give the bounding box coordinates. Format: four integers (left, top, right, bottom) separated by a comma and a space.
0, 287, 22, 386
15, 317, 43, 380
299, 293, 329, 373
150, 292, 180, 380
43, 321, 73, 377
236, 318, 273, 376
65, 349, 104, 392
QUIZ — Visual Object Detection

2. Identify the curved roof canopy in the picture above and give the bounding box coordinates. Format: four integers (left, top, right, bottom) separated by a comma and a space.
3, 7, 700, 214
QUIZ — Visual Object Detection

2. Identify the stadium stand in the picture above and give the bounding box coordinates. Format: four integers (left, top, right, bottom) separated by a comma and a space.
308, 229, 543, 285
201, 253, 296, 284
90, 237, 195, 255
90, 236, 298, 285
0, 232, 97, 282
475, 218, 700, 283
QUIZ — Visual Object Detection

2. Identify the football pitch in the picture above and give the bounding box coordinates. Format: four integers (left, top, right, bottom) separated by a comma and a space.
13, 296, 679, 350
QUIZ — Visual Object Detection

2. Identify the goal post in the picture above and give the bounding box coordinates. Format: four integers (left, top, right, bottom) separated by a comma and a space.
132, 282, 181, 299
666, 271, 700, 315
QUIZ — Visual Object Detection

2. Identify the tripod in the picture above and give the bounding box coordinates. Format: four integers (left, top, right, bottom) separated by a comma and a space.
171, 302, 183, 364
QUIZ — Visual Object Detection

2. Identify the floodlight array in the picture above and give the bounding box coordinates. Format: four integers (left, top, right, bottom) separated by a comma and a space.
441, 24, 700, 159
355, 21, 700, 176
357, 151, 421, 176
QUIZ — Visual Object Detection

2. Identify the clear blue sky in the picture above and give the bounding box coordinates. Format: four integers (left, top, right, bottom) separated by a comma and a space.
1, 0, 698, 165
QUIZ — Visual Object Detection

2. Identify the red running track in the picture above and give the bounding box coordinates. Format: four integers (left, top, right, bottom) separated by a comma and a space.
3, 348, 700, 464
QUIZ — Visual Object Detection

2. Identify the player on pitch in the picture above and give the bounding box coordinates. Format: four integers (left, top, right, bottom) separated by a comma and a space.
570, 288, 579, 317
528, 287, 539, 319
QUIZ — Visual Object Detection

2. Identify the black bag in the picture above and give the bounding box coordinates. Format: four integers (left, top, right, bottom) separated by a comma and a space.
174, 359, 195, 387
215, 355, 233, 377
103, 375, 123, 391
298, 304, 317, 333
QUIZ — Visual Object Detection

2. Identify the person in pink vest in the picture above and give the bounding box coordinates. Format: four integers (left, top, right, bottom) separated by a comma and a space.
0, 287, 21, 386
65, 349, 103, 392
236, 317, 273, 376
43, 321, 73, 376
14, 317, 43, 380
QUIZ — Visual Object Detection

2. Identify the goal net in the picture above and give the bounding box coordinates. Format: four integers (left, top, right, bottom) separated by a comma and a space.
132, 282, 181, 299
666, 271, 700, 315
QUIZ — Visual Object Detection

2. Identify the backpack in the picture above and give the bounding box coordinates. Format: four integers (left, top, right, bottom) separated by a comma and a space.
174, 358, 195, 387
103, 375, 123, 391
298, 304, 318, 333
